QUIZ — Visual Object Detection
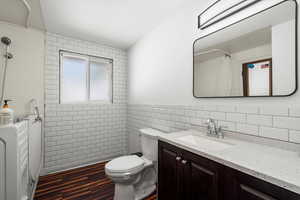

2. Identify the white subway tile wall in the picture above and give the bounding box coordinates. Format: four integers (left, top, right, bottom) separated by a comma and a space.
289, 130, 300, 143
44, 34, 300, 172
44, 33, 127, 173
247, 114, 273, 126
259, 127, 289, 141
226, 113, 246, 123
128, 104, 300, 146
260, 105, 289, 116
236, 123, 259, 136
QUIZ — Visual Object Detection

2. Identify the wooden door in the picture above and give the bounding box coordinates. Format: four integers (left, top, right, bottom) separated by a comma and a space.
242, 58, 272, 96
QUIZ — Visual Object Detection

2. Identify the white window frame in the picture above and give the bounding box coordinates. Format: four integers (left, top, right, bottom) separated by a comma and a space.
59, 50, 113, 104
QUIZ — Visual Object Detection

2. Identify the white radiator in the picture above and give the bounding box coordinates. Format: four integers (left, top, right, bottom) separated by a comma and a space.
0, 116, 42, 200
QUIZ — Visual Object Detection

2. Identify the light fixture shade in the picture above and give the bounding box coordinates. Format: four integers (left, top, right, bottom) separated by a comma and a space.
198, 0, 285, 30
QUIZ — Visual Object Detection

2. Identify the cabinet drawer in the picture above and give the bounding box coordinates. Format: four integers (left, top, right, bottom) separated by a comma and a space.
232, 169, 300, 200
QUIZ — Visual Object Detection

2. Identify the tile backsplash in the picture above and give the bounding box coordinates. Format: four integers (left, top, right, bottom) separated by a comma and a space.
128, 104, 300, 153
44, 33, 127, 173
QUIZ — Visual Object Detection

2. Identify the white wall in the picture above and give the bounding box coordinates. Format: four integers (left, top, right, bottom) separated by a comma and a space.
272, 20, 296, 95
194, 44, 272, 97
128, 0, 299, 106
0, 22, 44, 117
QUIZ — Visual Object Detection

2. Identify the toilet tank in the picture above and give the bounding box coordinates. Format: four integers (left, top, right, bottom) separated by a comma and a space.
140, 128, 164, 162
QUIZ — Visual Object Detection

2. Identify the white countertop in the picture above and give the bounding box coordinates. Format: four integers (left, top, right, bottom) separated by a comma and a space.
158, 129, 300, 194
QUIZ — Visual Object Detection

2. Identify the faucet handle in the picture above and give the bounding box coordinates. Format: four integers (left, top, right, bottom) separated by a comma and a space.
217, 125, 228, 138
204, 118, 214, 126
206, 118, 214, 123
218, 125, 228, 130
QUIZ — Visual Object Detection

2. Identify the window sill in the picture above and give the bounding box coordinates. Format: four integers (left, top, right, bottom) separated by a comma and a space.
59, 100, 113, 105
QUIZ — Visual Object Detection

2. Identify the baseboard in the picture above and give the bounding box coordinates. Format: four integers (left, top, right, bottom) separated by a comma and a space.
40, 154, 123, 176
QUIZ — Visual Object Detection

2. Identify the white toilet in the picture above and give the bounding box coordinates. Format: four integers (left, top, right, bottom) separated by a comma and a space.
105, 128, 163, 200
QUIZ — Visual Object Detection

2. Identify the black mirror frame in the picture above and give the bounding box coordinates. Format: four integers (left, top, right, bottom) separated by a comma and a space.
193, 0, 298, 98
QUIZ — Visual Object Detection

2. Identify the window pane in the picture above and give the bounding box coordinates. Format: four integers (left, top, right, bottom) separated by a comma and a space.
90, 61, 112, 101
61, 56, 87, 102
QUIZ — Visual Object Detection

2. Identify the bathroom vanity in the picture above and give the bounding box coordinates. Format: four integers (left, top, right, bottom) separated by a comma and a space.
157, 130, 300, 200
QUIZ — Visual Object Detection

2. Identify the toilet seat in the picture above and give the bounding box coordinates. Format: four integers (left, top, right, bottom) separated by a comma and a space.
105, 155, 145, 176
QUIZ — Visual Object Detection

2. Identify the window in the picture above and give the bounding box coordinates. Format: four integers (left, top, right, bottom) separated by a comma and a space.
60, 51, 113, 103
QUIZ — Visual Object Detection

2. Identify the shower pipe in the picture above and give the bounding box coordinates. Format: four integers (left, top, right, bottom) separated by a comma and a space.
21, 0, 32, 28
195, 48, 231, 58
0, 37, 13, 106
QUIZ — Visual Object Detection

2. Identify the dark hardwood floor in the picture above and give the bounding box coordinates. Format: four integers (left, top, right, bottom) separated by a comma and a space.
34, 161, 157, 200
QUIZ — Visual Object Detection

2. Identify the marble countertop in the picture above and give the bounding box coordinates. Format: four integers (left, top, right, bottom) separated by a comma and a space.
157, 129, 300, 194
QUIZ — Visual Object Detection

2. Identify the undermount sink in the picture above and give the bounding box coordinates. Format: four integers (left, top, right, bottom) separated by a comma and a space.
176, 135, 234, 152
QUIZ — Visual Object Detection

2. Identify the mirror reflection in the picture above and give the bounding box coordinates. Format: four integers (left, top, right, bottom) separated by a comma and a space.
193, 1, 296, 97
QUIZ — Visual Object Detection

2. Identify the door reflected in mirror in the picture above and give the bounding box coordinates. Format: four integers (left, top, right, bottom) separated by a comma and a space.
193, 1, 297, 98
242, 58, 272, 96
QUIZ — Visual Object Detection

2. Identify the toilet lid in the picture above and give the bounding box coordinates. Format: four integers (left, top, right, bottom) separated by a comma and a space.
105, 155, 145, 173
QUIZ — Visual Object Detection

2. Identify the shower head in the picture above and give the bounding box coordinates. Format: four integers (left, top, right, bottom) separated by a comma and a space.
1, 37, 12, 46
1, 36, 13, 59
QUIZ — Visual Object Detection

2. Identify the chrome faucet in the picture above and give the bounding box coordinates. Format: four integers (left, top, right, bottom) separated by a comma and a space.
205, 118, 227, 138
205, 118, 218, 136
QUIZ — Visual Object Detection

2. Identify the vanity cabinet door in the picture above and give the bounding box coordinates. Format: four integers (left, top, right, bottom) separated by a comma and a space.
177, 156, 191, 200
184, 150, 223, 200
158, 141, 182, 200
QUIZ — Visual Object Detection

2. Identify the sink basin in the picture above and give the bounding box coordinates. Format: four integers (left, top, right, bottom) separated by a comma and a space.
176, 135, 234, 151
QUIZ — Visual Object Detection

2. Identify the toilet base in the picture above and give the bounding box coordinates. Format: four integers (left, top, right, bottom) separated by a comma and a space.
113, 183, 156, 200
135, 184, 156, 200
114, 184, 134, 200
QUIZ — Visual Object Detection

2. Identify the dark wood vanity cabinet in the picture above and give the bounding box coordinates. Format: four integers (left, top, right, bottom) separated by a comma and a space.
158, 141, 300, 200
158, 141, 223, 200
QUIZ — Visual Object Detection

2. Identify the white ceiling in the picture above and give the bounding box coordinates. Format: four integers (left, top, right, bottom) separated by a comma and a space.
40, 0, 186, 49
195, 27, 272, 62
